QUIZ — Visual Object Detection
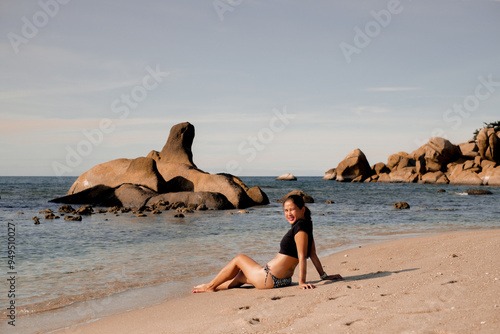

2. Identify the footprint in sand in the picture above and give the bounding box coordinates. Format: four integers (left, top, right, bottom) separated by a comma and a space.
345, 319, 363, 326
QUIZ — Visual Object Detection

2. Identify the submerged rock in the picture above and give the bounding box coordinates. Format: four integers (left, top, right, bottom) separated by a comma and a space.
276, 173, 297, 181
64, 215, 82, 221
279, 190, 314, 203
393, 202, 410, 209
75, 205, 94, 215
58, 205, 75, 213
466, 189, 493, 195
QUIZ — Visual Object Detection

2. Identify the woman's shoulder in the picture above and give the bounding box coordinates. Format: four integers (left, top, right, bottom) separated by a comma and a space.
293, 219, 312, 231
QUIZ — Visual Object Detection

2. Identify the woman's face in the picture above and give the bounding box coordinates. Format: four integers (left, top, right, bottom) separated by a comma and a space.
283, 200, 305, 225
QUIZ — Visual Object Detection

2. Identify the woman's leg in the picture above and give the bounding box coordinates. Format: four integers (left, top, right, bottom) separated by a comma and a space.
216, 270, 246, 290
192, 254, 270, 293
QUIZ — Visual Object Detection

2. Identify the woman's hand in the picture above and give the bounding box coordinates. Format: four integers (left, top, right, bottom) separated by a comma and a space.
298, 283, 315, 290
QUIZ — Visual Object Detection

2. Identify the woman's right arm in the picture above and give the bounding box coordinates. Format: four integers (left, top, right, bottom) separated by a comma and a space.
310, 240, 343, 281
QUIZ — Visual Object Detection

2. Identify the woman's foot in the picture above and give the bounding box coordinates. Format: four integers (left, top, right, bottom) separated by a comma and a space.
191, 283, 216, 293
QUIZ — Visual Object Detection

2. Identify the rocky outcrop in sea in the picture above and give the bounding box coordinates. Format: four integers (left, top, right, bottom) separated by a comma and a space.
323, 128, 500, 186
51, 122, 269, 209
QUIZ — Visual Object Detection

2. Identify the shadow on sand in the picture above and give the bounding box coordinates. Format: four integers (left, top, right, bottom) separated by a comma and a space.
315, 268, 420, 285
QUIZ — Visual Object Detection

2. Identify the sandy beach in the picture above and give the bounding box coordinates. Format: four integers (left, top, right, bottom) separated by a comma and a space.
56, 229, 499, 334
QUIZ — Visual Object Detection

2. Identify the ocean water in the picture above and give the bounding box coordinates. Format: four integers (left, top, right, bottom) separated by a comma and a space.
1, 176, 499, 333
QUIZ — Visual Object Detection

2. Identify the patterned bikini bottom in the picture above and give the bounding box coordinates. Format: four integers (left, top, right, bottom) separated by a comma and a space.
264, 265, 292, 288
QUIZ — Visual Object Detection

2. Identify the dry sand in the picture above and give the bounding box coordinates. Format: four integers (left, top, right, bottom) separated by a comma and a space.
58, 230, 499, 334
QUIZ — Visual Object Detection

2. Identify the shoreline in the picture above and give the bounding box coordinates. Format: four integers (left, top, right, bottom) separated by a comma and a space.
11, 228, 477, 333
49, 229, 499, 334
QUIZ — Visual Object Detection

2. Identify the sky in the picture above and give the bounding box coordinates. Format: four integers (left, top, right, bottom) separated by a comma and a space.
1, 0, 499, 177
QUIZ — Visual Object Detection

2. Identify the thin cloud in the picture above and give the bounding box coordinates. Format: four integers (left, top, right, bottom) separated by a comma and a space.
353, 106, 391, 115
364, 87, 423, 92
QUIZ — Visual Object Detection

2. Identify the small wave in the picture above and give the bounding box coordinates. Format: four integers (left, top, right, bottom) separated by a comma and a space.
0, 278, 161, 319
453, 192, 468, 196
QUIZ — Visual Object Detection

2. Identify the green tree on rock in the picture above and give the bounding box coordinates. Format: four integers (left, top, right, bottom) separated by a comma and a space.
473, 121, 500, 141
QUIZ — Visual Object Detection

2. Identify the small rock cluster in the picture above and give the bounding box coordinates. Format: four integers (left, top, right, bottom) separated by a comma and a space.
32, 200, 206, 224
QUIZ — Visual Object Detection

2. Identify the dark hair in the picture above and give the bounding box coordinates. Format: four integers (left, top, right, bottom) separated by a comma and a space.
283, 194, 312, 223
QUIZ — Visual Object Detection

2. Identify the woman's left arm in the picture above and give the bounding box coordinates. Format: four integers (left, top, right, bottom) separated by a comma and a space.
294, 231, 315, 290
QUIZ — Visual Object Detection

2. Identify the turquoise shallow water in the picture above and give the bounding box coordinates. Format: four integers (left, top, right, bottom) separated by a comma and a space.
0, 176, 499, 333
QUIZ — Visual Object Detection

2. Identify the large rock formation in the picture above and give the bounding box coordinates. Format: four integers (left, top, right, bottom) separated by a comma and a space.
51, 122, 269, 209
324, 129, 500, 187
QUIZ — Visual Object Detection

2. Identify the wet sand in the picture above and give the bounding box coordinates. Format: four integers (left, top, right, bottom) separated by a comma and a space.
57, 230, 500, 334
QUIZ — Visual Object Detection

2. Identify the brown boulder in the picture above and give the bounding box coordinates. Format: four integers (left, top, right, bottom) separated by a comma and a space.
67, 157, 167, 195
459, 141, 479, 159
477, 128, 500, 163
377, 173, 391, 183
449, 167, 483, 186
51, 185, 120, 206
372, 162, 390, 175
420, 171, 449, 184
51, 184, 156, 208
276, 173, 297, 181
394, 202, 410, 210
58, 205, 75, 213
415, 155, 426, 175
279, 190, 314, 203
387, 153, 402, 170
335, 149, 372, 182
114, 184, 158, 208
410, 145, 427, 161
386, 152, 414, 171
159, 122, 196, 166
246, 186, 270, 206
424, 137, 461, 172
64, 215, 82, 221
480, 159, 497, 170
75, 205, 94, 215
466, 189, 493, 195
479, 166, 500, 186
146, 192, 233, 210
387, 167, 417, 183
323, 168, 337, 180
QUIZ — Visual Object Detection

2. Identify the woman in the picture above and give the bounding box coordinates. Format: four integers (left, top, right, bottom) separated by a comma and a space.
192, 194, 342, 292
